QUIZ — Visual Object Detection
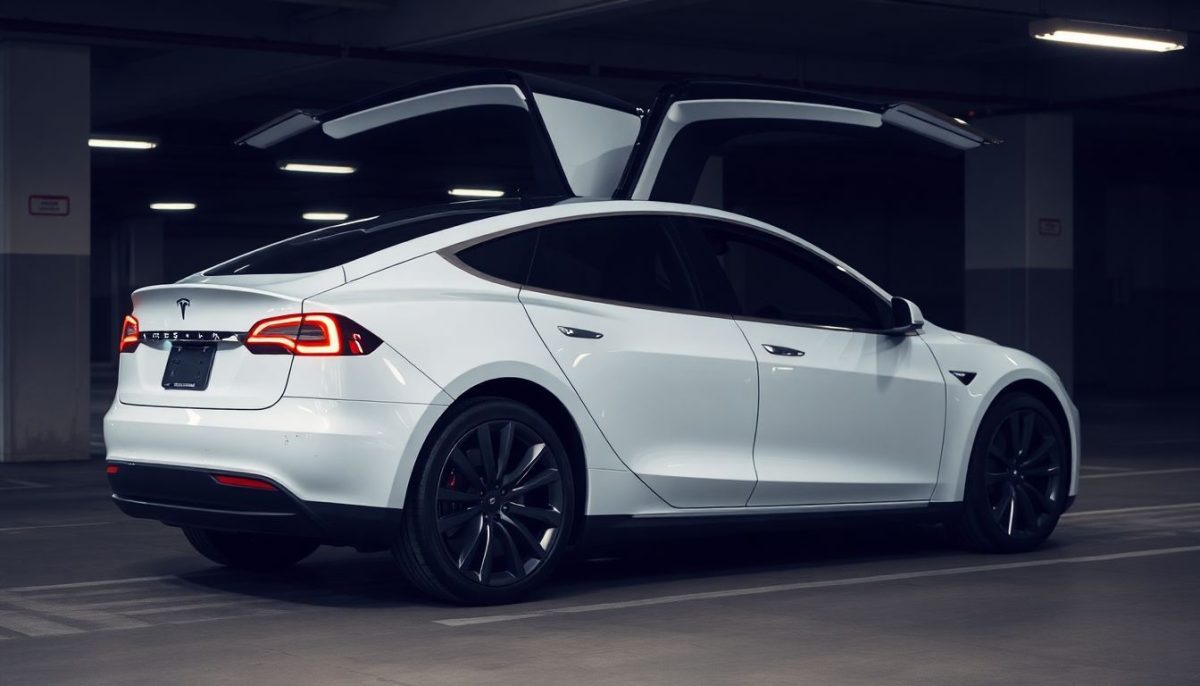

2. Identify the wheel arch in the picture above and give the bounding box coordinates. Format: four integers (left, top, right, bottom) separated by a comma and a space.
420, 377, 590, 544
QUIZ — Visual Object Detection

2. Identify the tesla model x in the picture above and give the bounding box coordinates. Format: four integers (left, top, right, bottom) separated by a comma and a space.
105, 71, 1079, 604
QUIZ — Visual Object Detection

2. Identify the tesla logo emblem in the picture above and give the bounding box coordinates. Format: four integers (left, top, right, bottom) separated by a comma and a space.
176, 298, 191, 320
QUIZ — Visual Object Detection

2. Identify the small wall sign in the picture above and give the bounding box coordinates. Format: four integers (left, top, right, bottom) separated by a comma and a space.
28, 195, 71, 216
1037, 217, 1062, 236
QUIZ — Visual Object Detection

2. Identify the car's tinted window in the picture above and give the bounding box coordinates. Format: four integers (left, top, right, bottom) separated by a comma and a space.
206, 207, 506, 275
454, 230, 537, 284
676, 218, 889, 330
527, 216, 697, 310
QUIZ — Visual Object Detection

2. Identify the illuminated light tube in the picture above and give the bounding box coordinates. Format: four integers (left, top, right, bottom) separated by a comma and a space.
89, 137, 158, 150
448, 188, 505, 198
150, 202, 196, 211
279, 161, 357, 174
303, 211, 350, 222
1030, 18, 1186, 52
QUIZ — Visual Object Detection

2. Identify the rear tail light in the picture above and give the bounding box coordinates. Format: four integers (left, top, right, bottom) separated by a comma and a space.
119, 315, 140, 353
244, 313, 381, 356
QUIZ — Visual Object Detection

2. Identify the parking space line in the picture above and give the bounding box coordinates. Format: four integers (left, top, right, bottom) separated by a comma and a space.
1063, 502, 1200, 519
3, 575, 180, 594
436, 545, 1200, 627
1081, 467, 1200, 480
0, 610, 83, 637
0, 522, 114, 533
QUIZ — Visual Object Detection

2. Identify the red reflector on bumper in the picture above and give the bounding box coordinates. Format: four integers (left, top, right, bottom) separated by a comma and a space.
212, 475, 278, 491
106, 465, 119, 475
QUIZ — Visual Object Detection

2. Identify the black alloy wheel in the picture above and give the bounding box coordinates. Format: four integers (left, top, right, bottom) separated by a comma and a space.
435, 419, 566, 586
983, 408, 1064, 538
954, 391, 1068, 553
394, 398, 575, 604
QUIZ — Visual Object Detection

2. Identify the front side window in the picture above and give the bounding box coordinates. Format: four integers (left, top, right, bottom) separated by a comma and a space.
675, 217, 889, 330
526, 215, 697, 311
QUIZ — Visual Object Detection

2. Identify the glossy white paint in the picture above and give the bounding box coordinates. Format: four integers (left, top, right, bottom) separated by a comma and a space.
322, 84, 528, 140
521, 289, 759, 508
106, 201, 1079, 518
104, 396, 435, 509
533, 93, 642, 197
120, 283, 304, 409
738, 321, 945, 506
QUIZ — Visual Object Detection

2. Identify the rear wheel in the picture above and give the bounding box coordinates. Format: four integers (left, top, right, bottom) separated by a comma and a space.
182, 528, 319, 571
394, 398, 575, 605
953, 391, 1068, 553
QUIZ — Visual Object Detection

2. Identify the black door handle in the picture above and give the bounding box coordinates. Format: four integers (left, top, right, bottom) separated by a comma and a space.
558, 326, 604, 339
762, 344, 805, 357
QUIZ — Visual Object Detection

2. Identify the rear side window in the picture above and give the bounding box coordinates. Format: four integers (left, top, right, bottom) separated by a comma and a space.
454, 230, 537, 284
526, 215, 698, 311
675, 217, 889, 330
206, 208, 505, 275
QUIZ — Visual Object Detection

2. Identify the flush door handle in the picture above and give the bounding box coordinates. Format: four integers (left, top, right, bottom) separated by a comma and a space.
762, 344, 805, 357
558, 326, 604, 339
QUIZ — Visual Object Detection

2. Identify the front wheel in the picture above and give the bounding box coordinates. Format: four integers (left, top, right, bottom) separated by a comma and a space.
953, 391, 1069, 553
394, 398, 576, 605
182, 528, 319, 570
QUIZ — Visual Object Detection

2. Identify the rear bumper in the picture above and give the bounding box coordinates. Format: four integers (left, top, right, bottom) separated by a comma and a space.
108, 461, 399, 547
103, 396, 446, 512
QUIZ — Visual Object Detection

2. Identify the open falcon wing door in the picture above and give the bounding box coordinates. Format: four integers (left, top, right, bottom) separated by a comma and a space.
613, 81, 999, 201
237, 70, 644, 198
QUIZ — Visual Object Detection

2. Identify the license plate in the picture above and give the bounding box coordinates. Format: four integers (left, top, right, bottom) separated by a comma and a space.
161, 343, 216, 390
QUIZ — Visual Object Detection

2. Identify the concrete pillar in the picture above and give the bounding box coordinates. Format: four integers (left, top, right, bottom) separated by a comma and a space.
0, 44, 91, 462
965, 114, 1074, 392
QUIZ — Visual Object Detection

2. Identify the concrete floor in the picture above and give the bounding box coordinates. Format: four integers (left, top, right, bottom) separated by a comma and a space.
2, 394, 1199, 685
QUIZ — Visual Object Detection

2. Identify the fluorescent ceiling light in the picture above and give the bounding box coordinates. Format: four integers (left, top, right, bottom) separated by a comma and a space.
303, 212, 350, 222
150, 202, 196, 211
89, 137, 157, 150
448, 188, 505, 198
1030, 18, 1186, 52
279, 161, 357, 174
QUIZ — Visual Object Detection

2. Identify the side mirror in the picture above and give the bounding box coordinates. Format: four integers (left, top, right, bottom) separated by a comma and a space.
885, 297, 924, 336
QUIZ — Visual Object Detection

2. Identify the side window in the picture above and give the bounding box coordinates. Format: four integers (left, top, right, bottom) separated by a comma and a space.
454, 230, 536, 285
527, 215, 698, 310
676, 218, 889, 330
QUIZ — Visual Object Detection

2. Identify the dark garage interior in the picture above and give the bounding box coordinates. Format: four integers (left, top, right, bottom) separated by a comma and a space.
2, 0, 1199, 683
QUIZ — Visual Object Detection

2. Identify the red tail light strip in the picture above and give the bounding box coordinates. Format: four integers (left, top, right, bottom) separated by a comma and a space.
212, 474, 278, 491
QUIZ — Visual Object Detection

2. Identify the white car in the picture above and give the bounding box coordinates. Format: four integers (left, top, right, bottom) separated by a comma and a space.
105, 72, 1079, 604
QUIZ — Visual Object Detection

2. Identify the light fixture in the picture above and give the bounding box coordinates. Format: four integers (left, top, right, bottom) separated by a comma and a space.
150, 202, 196, 211
1030, 18, 1186, 52
448, 188, 505, 198
279, 161, 357, 175
89, 136, 158, 150
303, 211, 350, 222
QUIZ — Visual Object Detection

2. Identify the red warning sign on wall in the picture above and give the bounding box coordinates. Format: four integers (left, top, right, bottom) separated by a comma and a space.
28, 195, 71, 216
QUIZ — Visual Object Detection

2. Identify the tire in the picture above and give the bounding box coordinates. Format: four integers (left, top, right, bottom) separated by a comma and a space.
394, 397, 576, 605
953, 391, 1069, 553
182, 527, 319, 571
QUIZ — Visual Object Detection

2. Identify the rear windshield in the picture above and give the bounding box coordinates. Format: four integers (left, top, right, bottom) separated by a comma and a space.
205, 206, 507, 275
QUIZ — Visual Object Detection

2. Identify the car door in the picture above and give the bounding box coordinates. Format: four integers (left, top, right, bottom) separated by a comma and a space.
614, 81, 996, 202
518, 214, 760, 509
672, 216, 947, 506
238, 70, 644, 199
